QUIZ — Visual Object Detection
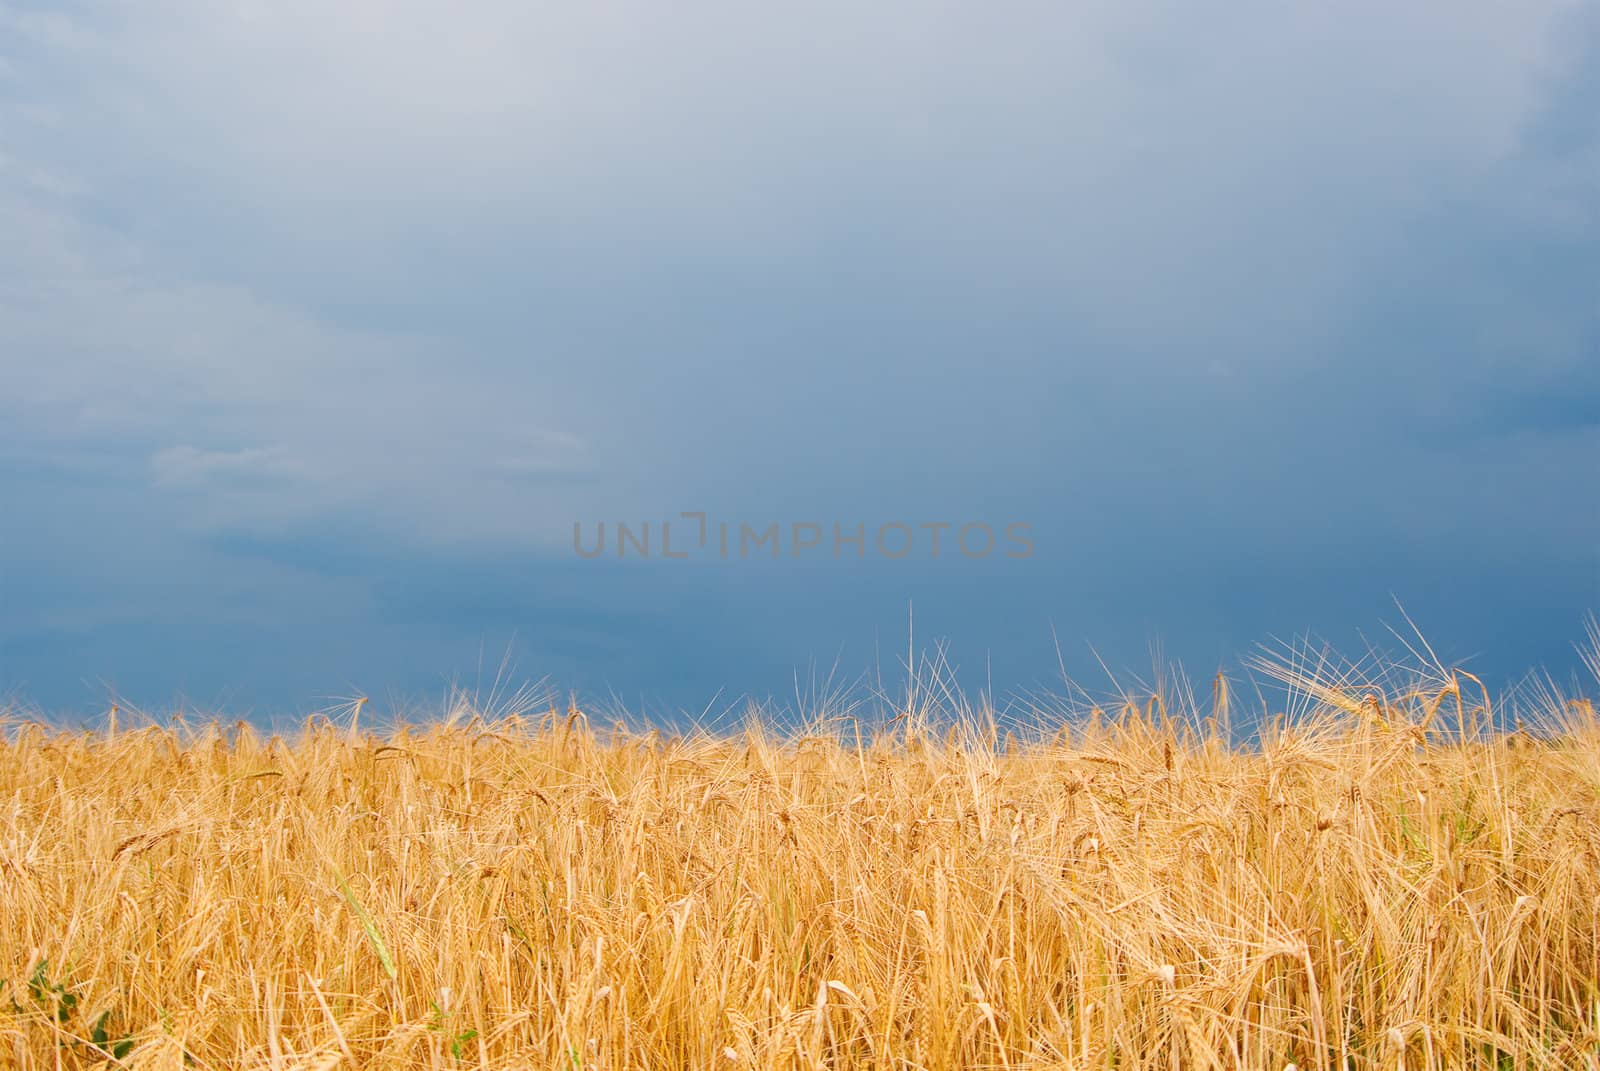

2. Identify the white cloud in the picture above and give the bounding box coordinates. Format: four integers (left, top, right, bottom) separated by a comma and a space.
149, 444, 290, 488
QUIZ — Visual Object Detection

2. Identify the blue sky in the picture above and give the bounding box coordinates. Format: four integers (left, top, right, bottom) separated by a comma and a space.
1, 1, 1596, 721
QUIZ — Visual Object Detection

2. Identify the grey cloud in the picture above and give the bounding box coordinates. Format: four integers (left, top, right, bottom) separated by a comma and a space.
0, 1, 1594, 715
0, 180, 594, 545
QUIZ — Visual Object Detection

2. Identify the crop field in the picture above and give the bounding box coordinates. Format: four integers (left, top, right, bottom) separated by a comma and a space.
3, 647, 1600, 1069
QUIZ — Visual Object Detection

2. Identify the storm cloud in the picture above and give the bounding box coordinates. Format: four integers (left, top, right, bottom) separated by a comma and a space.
1, 1, 1595, 717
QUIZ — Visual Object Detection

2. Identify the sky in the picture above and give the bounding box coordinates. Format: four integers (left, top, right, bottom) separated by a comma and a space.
1, 1, 1597, 724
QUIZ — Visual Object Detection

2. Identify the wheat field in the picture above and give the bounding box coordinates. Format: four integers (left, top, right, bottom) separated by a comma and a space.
4, 646, 1600, 1070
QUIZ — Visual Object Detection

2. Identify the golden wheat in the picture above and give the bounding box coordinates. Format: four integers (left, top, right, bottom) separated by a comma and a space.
2, 655, 1599, 1069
